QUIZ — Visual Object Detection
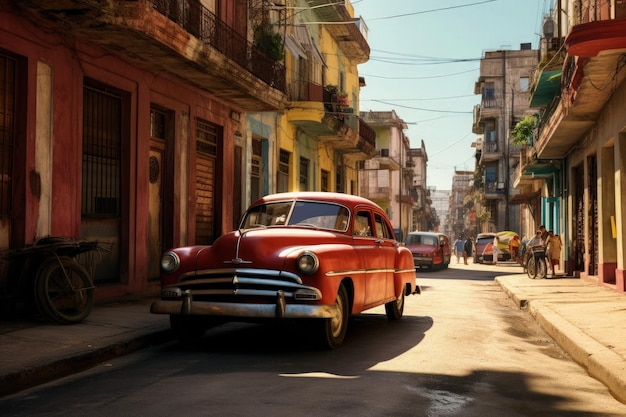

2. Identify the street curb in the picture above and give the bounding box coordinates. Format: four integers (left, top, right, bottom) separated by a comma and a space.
0, 330, 172, 398
494, 276, 527, 308
494, 276, 626, 404
528, 301, 626, 404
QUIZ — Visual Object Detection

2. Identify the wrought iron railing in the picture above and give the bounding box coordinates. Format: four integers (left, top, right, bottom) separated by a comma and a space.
148, 0, 285, 92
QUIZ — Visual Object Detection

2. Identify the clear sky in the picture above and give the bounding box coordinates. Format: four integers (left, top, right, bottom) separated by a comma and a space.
351, 0, 551, 191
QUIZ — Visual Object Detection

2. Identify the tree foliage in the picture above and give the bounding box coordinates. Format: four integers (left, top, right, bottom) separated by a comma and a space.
511, 115, 537, 146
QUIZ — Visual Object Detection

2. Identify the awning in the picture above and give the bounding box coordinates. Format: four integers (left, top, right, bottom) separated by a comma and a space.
285, 35, 306, 58
530, 69, 562, 108
293, 25, 326, 66
509, 191, 540, 205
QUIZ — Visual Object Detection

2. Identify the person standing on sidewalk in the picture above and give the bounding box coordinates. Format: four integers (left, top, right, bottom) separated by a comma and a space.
454, 238, 464, 263
509, 235, 521, 264
546, 231, 562, 276
493, 235, 500, 265
463, 237, 473, 265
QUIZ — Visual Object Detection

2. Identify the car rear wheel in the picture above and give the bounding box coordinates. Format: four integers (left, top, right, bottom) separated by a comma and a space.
385, 290, 405, 320
317, 283, 349, 349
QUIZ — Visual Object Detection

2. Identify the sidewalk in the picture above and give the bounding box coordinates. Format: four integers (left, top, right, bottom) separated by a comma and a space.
495, 270, 626, 404
0, 297, 172, 397
1, 269, 626, 403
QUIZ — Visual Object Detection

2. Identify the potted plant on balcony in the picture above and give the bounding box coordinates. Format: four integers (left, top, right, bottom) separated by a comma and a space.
254, 20, 284, 61
511, 115, 538, 146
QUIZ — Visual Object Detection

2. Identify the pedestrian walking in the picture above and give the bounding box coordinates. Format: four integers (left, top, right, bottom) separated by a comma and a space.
463, 237, 473, 265
454, 238, 464, 263
493, 235, 500, 265
546, 231, 562, 276
510, 235, 521, 264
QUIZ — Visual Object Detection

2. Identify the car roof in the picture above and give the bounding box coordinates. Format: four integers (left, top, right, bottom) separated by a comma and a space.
477, 232, 496, 238
252, 192, 379, 209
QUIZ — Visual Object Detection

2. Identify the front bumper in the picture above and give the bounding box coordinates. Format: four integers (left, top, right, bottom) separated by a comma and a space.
150, 289, 337, 320
412, 256, 433, 267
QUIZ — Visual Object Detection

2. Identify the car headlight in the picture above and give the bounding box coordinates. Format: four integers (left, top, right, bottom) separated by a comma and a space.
161, 252, 180, 273
296, 251, 319, 275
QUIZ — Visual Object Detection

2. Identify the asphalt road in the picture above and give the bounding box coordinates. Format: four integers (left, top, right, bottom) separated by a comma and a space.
2, 263, 626, 416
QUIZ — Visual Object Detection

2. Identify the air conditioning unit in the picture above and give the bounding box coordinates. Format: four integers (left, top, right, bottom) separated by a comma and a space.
497, 182, 505, 190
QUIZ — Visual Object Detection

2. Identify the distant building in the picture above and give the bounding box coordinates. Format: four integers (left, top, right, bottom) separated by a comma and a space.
472, 43, 539, 234
449, 170, 474, 239
359, 110, 414, 240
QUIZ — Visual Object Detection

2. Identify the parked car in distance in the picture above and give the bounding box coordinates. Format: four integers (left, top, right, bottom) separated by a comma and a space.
150, 192, 420, 349
474, 232, 496, 264
404, 232, 451, 270
482, 231, 518, 263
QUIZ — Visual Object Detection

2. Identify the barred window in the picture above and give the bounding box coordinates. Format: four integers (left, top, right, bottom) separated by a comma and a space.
299, 157, 309, 191
251, 137, 262, 202
277, 149, 290, 193
82, 81, 122, 217
0, 53, 16, 219
321, 169, 329, 192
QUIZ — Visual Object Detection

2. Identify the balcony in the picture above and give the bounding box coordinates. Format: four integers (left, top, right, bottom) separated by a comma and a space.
14, 0, 287, 111
287, 87, 376, 159
479, 141, 501, 163
308, 0, 370, 63
484, 181, 505, 199
472, 105, 483, 134
513, 145, 560, 189
534, 17, 626, 159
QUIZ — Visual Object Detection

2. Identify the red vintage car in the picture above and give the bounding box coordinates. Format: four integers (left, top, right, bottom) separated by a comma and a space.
404, 231, 451, 270
150, 192, 420, 349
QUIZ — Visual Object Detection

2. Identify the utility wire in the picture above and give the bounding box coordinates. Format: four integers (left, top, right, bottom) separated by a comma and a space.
367, 0, 498, 21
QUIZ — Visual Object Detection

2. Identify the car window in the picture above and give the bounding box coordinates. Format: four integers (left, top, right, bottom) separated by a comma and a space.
374, 213, 393, 239
241, 201, 349, 231
241, 201, 293, 227
406, 234, 436, 245
354, 211, 373, 236
289, 201, 349, 230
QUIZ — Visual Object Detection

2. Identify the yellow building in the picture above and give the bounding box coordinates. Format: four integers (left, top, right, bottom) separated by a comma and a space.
246, 0, 375, 207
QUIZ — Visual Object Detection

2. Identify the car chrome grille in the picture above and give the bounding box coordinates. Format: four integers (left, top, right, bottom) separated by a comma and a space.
167, 268, 321, 301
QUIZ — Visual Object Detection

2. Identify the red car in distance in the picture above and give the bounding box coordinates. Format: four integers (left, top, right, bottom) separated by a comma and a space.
404, 232, 451, 270
151, 192, 420, 349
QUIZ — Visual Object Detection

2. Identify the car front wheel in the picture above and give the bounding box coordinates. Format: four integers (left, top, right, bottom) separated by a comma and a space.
385, 290, 405, 320
317, 283, 349, 349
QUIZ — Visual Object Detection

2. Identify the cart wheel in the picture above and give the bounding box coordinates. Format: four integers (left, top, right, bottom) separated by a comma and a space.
35, 256, 95, 324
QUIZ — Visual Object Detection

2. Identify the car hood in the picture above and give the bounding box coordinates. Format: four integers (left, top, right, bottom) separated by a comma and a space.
189, 227, 351, 271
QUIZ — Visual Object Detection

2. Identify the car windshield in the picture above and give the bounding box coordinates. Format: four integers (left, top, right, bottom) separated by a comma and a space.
240, 200, 350, 231
406, 235, 437, 246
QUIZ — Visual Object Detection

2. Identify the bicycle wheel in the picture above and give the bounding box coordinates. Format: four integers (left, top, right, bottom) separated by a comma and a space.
35, 256, 95, 324
536, 257, 548, 279
526, 256, 537, 279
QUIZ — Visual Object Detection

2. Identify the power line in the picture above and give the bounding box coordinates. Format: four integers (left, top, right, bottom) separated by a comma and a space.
371, 100, 473, 114
367, 0, 498, 21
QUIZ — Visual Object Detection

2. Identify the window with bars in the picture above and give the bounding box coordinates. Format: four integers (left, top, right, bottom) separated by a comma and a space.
299, 157, 309, 191
251, 137, 262, 202
336, 166, 344, 193
0, 53, 16, 219
321, 169, 329, 192
82, 81, 122, 217
277, 149, 290, 193
196, 119, 218, 156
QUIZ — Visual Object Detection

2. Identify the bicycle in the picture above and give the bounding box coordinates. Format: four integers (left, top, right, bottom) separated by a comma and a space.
525, 244, 548, 279
0, 237, 111, 324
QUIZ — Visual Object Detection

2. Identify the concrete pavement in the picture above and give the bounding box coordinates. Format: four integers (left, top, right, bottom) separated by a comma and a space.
1, 265, 625, 404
